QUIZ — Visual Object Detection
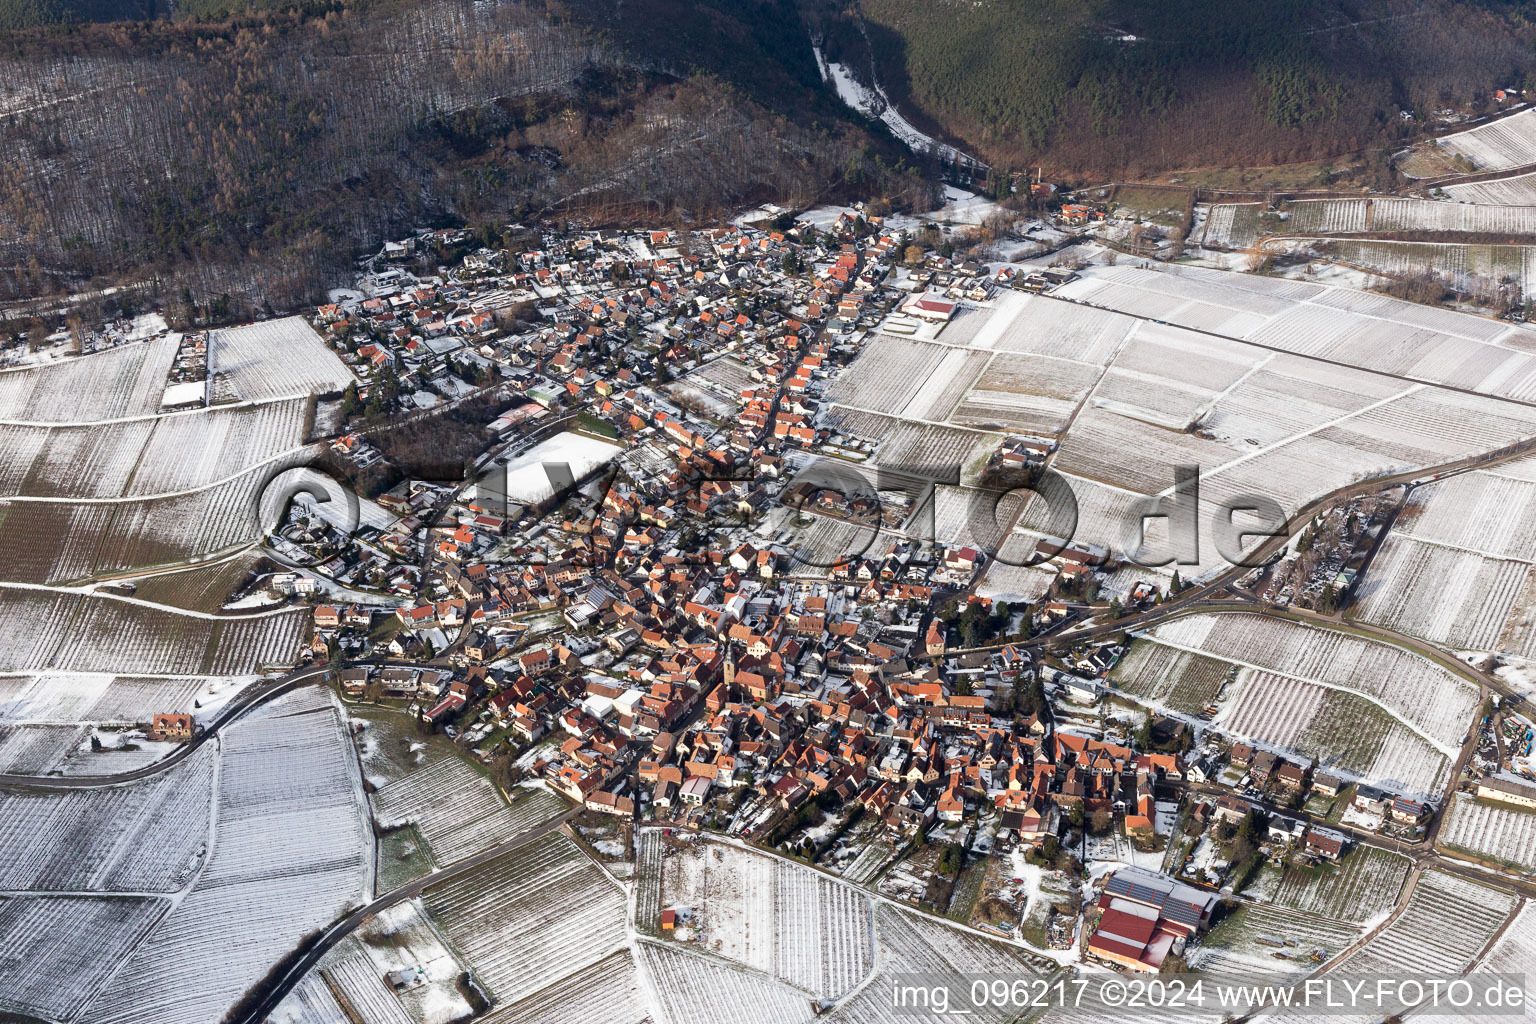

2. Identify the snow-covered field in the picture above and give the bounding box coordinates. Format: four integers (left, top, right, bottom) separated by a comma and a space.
1140, 613, 1479, 795
208, 316, 355, 402
0, 741, 214, 890
1335, 870, 1517, 981
1422, 108, 1536, 173
77, 690, 371, 1024
1355, 462, 1536, 656
423, 831, 627, 1006
1439, 792, 1536, 869
372, 758, 565, 866
0, 333, 177, 422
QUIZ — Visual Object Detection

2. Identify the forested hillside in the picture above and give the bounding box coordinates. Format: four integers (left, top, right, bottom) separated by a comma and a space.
0, 0, 928, 315
816, 0, 1536, 174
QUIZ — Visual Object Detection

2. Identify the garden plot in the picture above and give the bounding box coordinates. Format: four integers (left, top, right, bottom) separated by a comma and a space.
1146, 614, 1480, 747
0, 333, 177, 422
337, 900, 471, 1024
1108, 640, 1231, 715
636, 942, 816, 1024
1439, 792, 1536, 870
690, 354, 754, 395
372, 756, 565, 866
1191, 903, 1361, 979
310, 942, 414, 1024
1424, 107, 1536, 173
824, 335, 948, 411
1271, 844, 1410, 923
1443, 169, 1536, 205
0, 895, 169, 1022
78, 692, 371, 1024
950, 352, 1100, 434
207, 316, 354, 402
1337, 870, 1517, 979
422, 832, 627, 1007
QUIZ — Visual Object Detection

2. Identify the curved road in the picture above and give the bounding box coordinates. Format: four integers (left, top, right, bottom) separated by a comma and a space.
230, 808, 579, 1024
0, 664, 335, 791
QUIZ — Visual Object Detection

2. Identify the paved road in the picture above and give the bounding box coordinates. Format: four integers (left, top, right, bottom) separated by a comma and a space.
230, 807, 580, 1024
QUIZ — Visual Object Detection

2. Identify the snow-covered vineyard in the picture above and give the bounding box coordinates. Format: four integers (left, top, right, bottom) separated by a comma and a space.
372, 757, 567, 866
207, 317, 355, 403
1354, 458, 1536, 655
0, 688, 372, 1024
422, 832, 628, 1006
1335, 870, 1517, 980
0, 589, 305, 674
1439, 792, 1536, 869
1410, 106, 1536, 174
1128, 613, 1480, 795
74, 691, 371, 1024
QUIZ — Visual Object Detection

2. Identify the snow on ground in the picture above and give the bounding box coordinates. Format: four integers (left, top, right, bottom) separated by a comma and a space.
497, 431, 624, 504
77, 690, 372, 1024
817, 52, 980, 172
208, 316, 355, 403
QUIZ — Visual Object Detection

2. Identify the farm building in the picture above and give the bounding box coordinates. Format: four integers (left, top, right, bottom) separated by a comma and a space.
900, 293, 956, 322
1477, 776, 1536, 809
1088, 867, 1219, 972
